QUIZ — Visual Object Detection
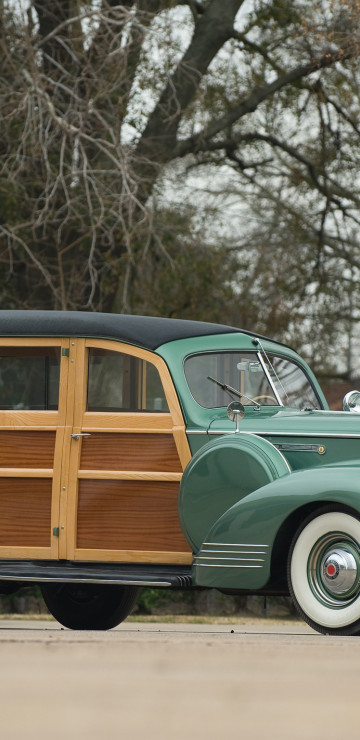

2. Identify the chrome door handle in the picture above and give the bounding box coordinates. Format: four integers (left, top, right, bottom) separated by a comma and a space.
70, 433, 92, 441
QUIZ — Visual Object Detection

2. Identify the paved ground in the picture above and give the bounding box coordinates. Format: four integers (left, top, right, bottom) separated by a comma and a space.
0, 618, 359, 740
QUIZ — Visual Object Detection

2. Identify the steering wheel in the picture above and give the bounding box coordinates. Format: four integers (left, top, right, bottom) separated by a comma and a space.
252, 395, 277, 405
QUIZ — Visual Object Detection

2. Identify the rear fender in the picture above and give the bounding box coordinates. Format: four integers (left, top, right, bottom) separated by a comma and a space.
193, 467, 360, 590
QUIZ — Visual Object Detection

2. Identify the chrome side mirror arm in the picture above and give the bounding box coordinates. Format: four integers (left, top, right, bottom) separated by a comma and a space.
227, 401, 245, 432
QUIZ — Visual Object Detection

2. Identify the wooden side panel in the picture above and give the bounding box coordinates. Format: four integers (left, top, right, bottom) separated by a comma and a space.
0, 478, 52, 547
0, 338, 71, 559
76, 480, 191, 553
82, 412, 174, 432
0, 431, 55, 468
79, 433, 182, 473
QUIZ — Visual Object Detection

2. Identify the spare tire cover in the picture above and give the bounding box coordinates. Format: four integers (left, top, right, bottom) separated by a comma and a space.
179, 432, 291, 552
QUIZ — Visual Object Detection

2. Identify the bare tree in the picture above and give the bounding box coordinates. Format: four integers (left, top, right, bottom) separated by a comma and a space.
0, 0, 359, 317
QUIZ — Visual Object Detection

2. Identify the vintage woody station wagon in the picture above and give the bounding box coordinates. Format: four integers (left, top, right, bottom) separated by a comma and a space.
2, 310, 360, 635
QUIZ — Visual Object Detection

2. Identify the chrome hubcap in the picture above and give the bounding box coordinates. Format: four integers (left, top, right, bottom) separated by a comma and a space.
321, 547, 358, 596
308, 535, 360, 606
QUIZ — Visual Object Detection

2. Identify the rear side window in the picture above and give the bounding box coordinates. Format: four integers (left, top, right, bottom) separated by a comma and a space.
87, 349, 169, 412
0, 347, 61, 410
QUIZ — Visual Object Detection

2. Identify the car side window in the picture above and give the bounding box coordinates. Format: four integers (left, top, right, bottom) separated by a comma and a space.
87, 348, 169, 412
0, 347, 61, 410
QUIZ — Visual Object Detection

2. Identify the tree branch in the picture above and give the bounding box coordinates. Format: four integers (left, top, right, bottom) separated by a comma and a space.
317, 80, 360, 138
226, 132, 360, 208
232, 29, 282, 73
176, 44, 360, 157
136, 0, 244, 165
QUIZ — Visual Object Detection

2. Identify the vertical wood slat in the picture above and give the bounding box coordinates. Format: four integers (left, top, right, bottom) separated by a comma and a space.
64, 338, 86, 560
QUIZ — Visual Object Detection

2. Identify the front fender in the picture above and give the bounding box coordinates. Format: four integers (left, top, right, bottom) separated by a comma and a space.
193, 466, 360, 590
179, 432, 290, 552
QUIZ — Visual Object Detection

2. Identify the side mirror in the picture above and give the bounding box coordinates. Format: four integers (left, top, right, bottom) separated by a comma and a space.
227, 401, 245, 432
343, 391, 360, 413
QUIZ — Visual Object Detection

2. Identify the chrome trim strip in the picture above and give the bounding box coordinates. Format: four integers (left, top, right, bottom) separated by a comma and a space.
194, 563, 264, 568
199, 549, 267, 555
207, 431, 360, 439
194, 557, 264, 562
186, 430, 208, 435
0, 574, 172, 586
203, 542, 269, 547
275, 443, 326, 453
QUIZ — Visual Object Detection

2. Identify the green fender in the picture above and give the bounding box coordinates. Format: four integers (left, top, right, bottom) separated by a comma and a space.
193, 466, 360, 590
179, 432, 290, 552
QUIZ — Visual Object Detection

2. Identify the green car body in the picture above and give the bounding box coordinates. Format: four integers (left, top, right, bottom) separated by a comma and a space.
1, 310, 359, 634
158, 331, 360, 634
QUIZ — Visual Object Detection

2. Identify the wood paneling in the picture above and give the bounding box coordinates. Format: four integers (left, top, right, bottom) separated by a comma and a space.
77, 480, 191, 553
0, 478, 52, 547
79, 433, 182, 472
74, 548, 193, 564
78, 471, 182, 481
65, 339, 191, 560
0, 431, 55, 468
82, 412, 173, 432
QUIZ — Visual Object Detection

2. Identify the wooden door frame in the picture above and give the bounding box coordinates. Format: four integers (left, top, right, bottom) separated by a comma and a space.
0, 337, 70, 560
64, 338, 192, 564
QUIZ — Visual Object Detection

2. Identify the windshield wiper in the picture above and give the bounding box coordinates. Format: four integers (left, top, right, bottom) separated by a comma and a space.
207, 376, 261, 408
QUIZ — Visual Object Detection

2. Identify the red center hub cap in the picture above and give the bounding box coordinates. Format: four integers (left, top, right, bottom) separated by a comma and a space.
321, 547, 359, 596
326, 563, 336, 577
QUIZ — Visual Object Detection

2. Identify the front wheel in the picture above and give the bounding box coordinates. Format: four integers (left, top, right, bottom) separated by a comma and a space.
41, 582, 139, 630
288, 511, 360, 635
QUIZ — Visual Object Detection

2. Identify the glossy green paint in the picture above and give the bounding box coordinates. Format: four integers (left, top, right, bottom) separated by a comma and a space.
193, 467, 360, 590
178, 433, 290, 552
208, 408, 360, 439
207, 410, 360, 471
157, 330, 360, 595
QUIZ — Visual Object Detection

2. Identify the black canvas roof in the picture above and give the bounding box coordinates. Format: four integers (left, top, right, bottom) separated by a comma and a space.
0, 311, 248, 351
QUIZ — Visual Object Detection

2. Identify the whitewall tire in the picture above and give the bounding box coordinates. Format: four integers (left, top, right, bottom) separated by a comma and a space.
288, 511, 360, 635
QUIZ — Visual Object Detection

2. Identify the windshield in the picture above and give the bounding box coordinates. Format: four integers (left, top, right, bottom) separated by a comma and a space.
184, 351, 321, 410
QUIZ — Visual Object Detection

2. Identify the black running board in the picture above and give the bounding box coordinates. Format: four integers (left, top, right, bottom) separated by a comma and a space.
0, 561, 193, 588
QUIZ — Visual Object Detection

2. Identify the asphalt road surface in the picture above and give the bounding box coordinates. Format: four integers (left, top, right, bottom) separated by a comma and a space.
0, 618, 359, 740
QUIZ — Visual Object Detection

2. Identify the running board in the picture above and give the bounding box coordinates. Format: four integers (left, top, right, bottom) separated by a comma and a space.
0, 561, 193, 589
